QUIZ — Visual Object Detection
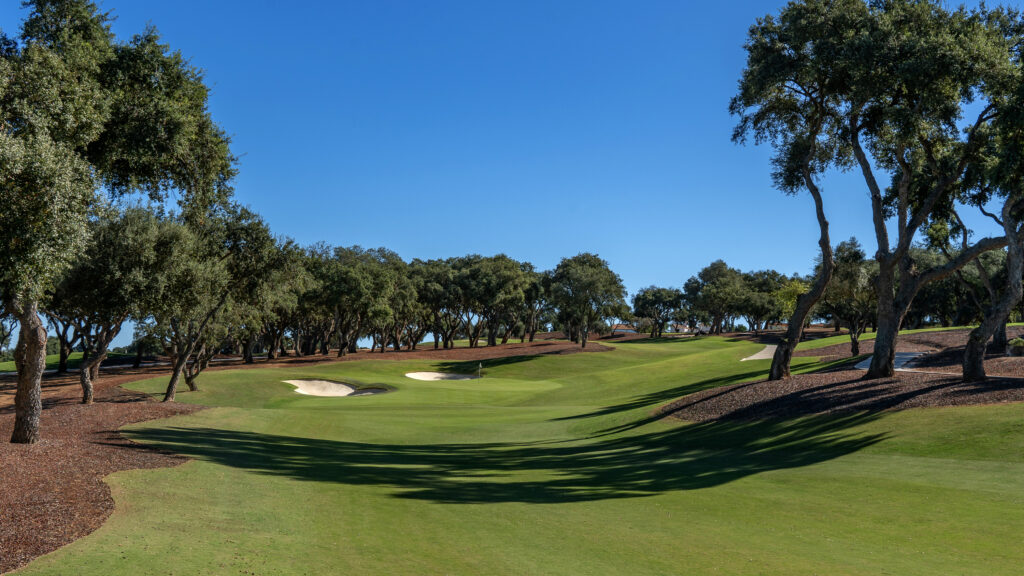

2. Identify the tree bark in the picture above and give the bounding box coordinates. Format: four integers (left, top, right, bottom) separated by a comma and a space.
964, 204, 1024, 382
163, 354, 190, 402
58, 340, 72, 373
243, 337, 254, 364
90, 353, 102, 381
11, 301, 47, 444
993, 323, 1008, 352
79, 357, 97, 404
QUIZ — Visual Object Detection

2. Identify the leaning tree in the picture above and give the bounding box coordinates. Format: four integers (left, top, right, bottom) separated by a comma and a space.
730, 0, 853, 379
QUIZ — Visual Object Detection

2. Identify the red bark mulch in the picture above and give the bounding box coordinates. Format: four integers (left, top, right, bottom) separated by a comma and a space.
791, 327, 1024, 378
0, 377, 198, 574
663, 368, 1024, 423
663, 327, 1024, 423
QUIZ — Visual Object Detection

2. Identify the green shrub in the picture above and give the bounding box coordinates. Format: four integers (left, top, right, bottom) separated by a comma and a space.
1009, 338, 1024, 347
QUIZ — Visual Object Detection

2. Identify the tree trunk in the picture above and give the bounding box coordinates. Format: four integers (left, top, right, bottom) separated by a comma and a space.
58, 340, 71, 373
866, 259, 899, 378
769, 162, 833, 380
90, 353, 103, 381
993, 323, 1008, 352
134, 343, 144, 368
964, 211, 1024, 382
79, 356, 97, 404
243, 338, 254, 364
11, 301, 46, 444
866, 309, 899, 378
163, 354, 190, 402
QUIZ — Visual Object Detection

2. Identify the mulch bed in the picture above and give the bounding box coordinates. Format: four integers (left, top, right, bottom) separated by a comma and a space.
663, 368, 1024, 423
793, 326, 1024, 364
665, 327, 1024, 423
0, 376, 198, 574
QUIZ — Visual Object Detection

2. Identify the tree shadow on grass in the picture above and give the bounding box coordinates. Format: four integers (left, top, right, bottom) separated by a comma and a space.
552, 368, 769, 425
123, 412, 885, 504
432, 354, 545, 375
610, 336, 699, 345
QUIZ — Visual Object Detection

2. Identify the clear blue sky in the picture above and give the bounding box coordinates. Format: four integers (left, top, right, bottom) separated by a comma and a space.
1, 0, 1017, 346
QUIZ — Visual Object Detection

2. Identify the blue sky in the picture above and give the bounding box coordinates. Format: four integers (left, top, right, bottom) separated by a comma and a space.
2, 0, 1018, 346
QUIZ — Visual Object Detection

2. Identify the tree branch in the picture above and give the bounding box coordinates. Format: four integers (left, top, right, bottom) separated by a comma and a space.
917, 235, 1008, 288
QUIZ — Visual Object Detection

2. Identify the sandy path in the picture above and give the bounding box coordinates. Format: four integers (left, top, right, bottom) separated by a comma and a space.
741, 345, 776, 362
854, 352, 925, 371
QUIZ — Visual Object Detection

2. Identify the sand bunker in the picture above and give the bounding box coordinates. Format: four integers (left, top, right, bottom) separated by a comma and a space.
404, 372, 479, 381
284, 380, 386, 397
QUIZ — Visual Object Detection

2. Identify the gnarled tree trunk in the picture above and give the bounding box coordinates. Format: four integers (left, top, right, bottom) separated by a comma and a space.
11, 301, 47, 444
963, 203, 1024, 382
163, 353, 190, 402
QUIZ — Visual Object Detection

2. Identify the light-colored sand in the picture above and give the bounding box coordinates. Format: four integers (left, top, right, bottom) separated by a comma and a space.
284, 379, 357, 397
404, 372, 479, 381
854, 352, 925, 371
741, 345, 777, 362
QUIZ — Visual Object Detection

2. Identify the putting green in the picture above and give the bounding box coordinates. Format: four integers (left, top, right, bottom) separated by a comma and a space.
14, 336, 1024, 575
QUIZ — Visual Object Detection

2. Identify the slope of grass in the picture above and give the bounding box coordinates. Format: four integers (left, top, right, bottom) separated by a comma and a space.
14, 336, 1024, 575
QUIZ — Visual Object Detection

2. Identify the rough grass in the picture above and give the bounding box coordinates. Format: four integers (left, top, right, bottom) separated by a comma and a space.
12, 335, 1024, 575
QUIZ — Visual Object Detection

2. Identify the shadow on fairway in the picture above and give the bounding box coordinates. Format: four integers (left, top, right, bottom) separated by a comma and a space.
433, 354, 544, 375
610, 336, 699, 345
552, 368, 769, 425
123, 412, 884, 504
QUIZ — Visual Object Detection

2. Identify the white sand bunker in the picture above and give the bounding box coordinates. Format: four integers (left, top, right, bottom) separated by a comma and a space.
404, 372, 479, 381
284, 380, 386, 397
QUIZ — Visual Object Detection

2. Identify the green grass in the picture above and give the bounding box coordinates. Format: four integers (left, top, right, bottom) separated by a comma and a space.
0, 351, 132, 372
14, 334, 1024, 575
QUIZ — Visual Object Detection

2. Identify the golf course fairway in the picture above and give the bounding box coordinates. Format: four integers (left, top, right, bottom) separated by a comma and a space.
14, 337, 1024, 575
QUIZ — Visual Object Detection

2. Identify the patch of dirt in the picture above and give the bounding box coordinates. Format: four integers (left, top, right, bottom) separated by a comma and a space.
663, 368, 1024, 423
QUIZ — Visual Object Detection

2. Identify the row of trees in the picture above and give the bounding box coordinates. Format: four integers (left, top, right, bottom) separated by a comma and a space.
0, 0, 626, 444
12, 197, 633, 415
627, 262, 806, 339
